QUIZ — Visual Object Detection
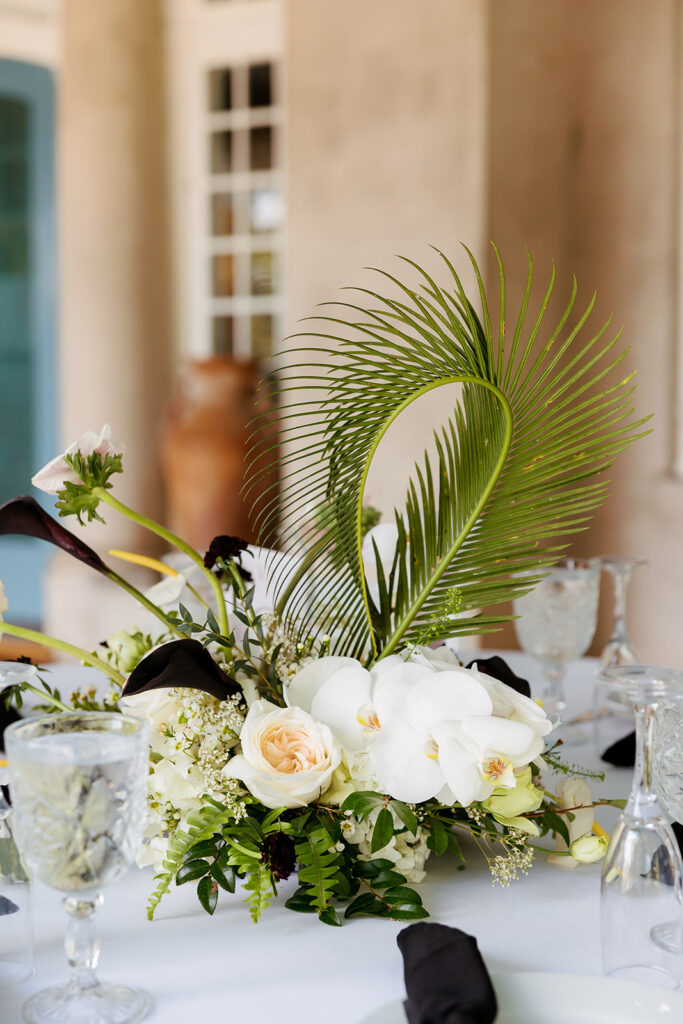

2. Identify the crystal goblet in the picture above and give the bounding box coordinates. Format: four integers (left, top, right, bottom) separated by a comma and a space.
6, 711, 152, 1023
599, 665, 683, 988
513, 558, 600, 718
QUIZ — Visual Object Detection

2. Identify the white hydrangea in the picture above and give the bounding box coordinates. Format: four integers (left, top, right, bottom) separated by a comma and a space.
341, 804, 431, 884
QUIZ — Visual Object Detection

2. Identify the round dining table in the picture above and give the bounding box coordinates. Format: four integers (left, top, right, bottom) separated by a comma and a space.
2, 652, 633, 1023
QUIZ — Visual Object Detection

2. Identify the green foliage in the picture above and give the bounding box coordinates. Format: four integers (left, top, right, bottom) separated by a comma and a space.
543, 745, 606, 781
249, 247, 648, 659
56, 452, 123, 524
147, 797, 236, 920
287, 826, 343, 925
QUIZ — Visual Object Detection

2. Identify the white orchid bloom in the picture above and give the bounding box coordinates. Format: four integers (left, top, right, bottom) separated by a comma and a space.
286, 656, 373, 752
31, 424, 125, 494
368, 662, 545, 805
468, 663, 553, 740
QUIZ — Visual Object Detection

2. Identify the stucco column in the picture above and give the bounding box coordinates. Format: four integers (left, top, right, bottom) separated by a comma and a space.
45, 0, 172, 648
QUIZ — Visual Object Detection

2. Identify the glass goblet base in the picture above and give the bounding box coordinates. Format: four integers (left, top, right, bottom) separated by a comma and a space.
23, 981, 153, 1024
651, 920, 683, 955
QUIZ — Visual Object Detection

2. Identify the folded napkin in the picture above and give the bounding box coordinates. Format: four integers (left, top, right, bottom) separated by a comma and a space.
601, 730, 635, 767
397, 922, 497, 1024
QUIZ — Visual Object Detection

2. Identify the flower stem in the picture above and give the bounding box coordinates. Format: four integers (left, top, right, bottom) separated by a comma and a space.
105, 569, 184, 638
95, 489, 229, 636
0, 622, 125, 686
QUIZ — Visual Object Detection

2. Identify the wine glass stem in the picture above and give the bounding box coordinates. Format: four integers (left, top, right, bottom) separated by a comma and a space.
626, 702, 663, 819
541, 660, 566, 713
610, 569, 631, 644
63, 893, 103, 992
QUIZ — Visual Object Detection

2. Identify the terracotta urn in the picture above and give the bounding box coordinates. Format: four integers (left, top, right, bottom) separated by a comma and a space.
160, 357, 278, 553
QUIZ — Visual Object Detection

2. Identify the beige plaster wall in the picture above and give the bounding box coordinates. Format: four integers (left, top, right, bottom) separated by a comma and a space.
45, 0, 173, 647
286, 0, 489, 514
486, 0, 682, 662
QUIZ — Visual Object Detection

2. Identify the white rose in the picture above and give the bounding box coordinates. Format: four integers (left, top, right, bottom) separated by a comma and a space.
31, 424, 125, 494
224, 700, 341, 809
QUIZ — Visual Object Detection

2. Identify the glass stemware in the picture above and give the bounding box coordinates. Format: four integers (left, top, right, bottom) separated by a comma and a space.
0, 660, 36, 990
599, 665, 683, 988
598, 556, 647, 670
6, 711, 151, 1024
513, 558, 600, 718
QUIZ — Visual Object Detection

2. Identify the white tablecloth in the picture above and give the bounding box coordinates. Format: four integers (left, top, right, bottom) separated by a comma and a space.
2, 653, 633, 1023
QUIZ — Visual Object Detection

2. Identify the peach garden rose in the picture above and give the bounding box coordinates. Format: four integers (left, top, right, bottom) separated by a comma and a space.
225, 700, 341, 809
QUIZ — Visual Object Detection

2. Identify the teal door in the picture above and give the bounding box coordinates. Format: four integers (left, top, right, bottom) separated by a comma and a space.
0, 61, 56, 623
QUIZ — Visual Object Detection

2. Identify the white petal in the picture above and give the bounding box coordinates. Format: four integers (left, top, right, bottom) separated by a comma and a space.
31, 453, 81, 494
475, 673, 553, 737
431, 723, 492, 805
406, 670, 492, 732
369, 719, 444, 802
310, 668, 372, 752
459, 716, 543, 764
286, 656, 363, 713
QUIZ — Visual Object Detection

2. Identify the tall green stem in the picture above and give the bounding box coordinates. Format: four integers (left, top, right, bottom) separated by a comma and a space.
106, 569, 184, 638
0, 622, 125, 686
95, 489, 229, 636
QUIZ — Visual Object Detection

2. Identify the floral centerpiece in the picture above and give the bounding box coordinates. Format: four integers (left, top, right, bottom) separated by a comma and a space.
0, 249, 643, 925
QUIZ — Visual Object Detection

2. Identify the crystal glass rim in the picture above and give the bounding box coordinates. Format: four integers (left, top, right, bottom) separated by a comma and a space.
596, 664, 683, 696
4, 710, 149, 752
513, 556, 600, 586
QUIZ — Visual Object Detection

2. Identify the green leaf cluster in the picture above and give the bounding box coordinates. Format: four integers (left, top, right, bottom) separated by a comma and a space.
56, 452, 123, 525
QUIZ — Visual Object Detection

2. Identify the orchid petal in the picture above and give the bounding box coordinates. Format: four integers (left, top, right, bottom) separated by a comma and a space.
285, 656, 362, 713
370, 718, 444, 802
459, 715, 544, 764
406, 670, 493, 733
309, 666, 372, 752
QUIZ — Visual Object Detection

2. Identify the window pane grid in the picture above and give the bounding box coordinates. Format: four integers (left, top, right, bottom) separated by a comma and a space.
206, 58, 282, 360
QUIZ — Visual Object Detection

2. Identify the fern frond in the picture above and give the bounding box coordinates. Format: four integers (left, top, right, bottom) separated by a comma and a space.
146, 797, 235, 920
248, 246, 649, 660
294, 827, 343, 917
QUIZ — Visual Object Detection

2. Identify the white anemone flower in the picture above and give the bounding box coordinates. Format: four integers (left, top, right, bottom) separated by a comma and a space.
31, 424, 125, 494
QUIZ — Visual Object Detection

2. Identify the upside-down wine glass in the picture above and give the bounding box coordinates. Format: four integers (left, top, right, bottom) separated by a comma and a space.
512, 558, 600, 719
6, 711, 151, 1024
598, 556, 647, 670
650, 692, 683, 954
599, 665, 683, 988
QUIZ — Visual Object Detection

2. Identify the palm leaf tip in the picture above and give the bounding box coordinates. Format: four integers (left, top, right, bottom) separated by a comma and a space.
249, 246, 648, 662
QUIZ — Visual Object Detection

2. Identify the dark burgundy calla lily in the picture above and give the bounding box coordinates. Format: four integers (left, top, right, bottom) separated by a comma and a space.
0, 496, 109, 574
466, 655, 531, 699
121, 638, 242, 702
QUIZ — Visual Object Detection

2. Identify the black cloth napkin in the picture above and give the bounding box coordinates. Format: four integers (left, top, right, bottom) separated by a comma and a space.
397, 923, 497, 1024
601, 730, 636, 768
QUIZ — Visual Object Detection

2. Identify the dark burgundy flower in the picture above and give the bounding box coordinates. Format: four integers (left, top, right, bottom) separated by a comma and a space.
262, 832, 296, 882
466, 655, 531, 699
0, 496, 109, 575
121, 638, 242, 702
204, 535, 253, 583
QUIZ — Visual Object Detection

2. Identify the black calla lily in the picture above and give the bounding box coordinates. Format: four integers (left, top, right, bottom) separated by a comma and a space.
0, 496, 109, 574
122, 638, 242, 702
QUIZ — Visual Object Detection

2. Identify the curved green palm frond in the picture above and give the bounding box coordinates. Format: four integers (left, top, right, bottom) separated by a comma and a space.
246, 246, 649, 663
